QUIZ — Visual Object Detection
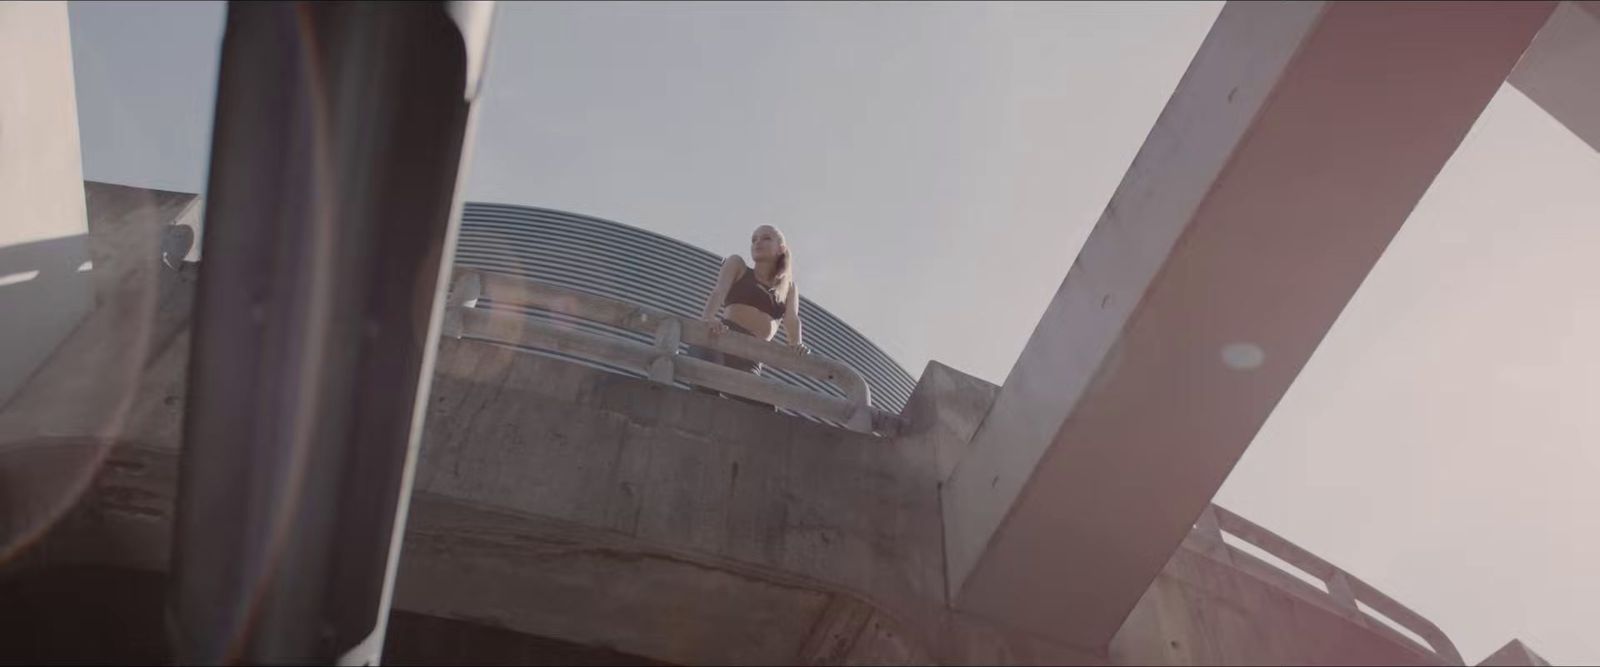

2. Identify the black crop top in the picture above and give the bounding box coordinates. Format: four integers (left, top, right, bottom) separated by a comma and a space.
723, 264, 786, 319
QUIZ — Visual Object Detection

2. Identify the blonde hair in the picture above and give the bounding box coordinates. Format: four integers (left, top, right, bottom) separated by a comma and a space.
757, 225, 794, 297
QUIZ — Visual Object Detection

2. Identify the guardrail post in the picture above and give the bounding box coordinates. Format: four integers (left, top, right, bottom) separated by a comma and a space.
846, 404, 872, 433
648, 318, 681, 384
1188, 505, 1232, 562
442, 271, 480, 339
1324, 568, 1359, 613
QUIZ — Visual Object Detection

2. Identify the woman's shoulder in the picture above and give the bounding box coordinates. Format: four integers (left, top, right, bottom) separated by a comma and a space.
721, 254, 748, 275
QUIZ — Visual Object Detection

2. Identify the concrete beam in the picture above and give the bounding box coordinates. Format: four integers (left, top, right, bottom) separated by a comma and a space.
942, 0, 1554, 649
1509, 1, 1600, 153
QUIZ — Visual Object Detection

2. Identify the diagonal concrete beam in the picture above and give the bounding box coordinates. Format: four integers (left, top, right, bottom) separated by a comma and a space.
1509, 1, 1600, 153
942, 0, 1554, 650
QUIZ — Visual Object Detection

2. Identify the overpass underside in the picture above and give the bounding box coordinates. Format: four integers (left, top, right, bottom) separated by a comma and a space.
3, 1, 1589, 665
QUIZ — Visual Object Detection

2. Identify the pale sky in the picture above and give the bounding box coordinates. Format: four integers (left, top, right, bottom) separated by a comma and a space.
67, 1, 1598, 663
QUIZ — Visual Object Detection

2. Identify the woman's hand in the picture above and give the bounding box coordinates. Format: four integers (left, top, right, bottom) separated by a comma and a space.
705, 319, 730, 336
788, 342, 810, 356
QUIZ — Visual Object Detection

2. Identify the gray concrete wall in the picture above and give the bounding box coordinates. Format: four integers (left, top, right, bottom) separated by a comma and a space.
0, 181, 198, 570
6, 321, 1476, 665
1110, 545, 1447, 667
403, 337, 948, 664
0, 2, 93, 405
10, 328, 1470, 665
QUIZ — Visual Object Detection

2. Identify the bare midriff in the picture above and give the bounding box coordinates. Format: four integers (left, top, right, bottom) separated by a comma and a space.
723, 303, 779, 341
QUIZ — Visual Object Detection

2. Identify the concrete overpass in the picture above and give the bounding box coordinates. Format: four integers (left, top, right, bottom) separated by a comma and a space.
1, 1, 1584, 664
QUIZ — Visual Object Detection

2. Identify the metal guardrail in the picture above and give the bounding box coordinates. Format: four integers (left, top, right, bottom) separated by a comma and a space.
1188, 505, 1465, 666
441, 270, 900, 435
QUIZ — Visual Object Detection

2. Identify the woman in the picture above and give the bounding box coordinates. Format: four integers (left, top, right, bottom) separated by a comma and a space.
692, 225, 807, 403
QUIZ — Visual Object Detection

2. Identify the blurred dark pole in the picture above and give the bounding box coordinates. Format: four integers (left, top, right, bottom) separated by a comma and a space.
170, 2, 492, 664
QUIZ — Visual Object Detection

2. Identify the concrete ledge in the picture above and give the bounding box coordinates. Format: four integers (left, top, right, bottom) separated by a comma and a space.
1111, 545, 1449, 667
397, 495, 927, 665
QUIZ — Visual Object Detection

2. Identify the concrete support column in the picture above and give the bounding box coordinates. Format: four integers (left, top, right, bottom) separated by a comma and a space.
1185, 505, 1231, 562
1324, 570, 1358, 613
941, 0, 1554, 650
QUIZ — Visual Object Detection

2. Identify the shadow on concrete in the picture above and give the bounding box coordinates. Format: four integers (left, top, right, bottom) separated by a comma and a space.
0, 564, 669, 666
0, 235, 99, 570
0, 234, 94, 405
0, 182, 200, 574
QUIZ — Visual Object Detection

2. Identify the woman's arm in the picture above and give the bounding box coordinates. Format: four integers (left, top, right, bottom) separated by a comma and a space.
782, 280, 804, 350
700, 256, 741, 322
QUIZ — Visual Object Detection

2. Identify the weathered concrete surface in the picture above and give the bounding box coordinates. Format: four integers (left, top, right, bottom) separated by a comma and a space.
0, 1, 93, 405
397, 494, 887, 665
1477, 640, 1553, 667
942, 1, 1555, 650
0, 182, 199, 565
383, 609, 668, 666
5, 323, 1470, 665
1110, 545, 1446, 667
407, 337, 948, 664
898, 361, 1000, 483
0, 182, 200, 445
0, 565, 666, 665
1510, 2, 1600, 153
3, 331, 951, 665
